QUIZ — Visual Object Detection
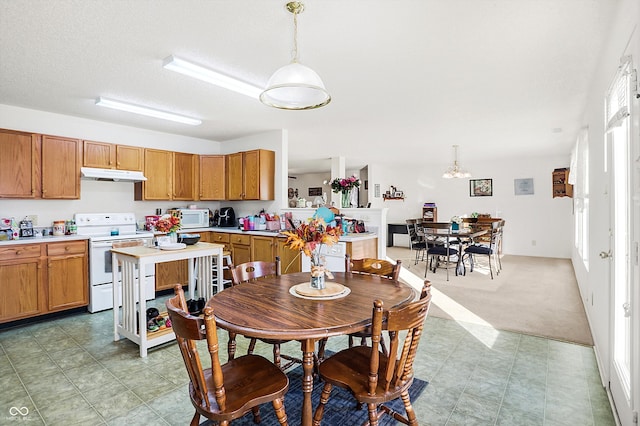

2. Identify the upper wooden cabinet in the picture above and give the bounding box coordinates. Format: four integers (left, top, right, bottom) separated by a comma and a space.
0, 129, 41, 198
173, 152, 199, 200
200, 155, 226, 200
135, 149, 198, 201
136, 148, 173, 200
227, 149, 275, 200
83, 140, 144, 171
41, 135, 81, 199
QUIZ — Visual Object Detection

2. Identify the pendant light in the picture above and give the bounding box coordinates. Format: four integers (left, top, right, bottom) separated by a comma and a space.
260, 2, 331, 110
442, 145, 471, 179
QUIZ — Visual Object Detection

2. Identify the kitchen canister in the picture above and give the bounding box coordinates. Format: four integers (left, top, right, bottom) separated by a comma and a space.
52, 220, 66, 236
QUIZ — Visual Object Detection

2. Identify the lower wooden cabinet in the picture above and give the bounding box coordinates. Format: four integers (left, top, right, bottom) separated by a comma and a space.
251, 236, 276, 262
155, 260, 189, 291
276, 238, 302, 273
346, 239, 378, 259
0, 245, 44, 322
0, 240, 88, 324
230, 234, 252, 265
46, 241, 88, 311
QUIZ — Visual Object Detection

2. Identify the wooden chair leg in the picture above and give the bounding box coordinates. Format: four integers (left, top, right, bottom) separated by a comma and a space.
272, 397, 288, 425
227, 332, 237, 360
348, 335, 355, 348
190, 412, 200, 426
313, 383, 333, 426
273, 343, 282, 368
247, 337, 257, 354
251, 406, 261, 423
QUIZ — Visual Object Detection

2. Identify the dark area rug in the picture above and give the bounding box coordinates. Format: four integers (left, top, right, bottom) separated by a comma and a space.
202, 364, 428, 425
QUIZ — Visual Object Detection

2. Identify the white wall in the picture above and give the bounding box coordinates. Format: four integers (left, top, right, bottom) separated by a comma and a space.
365, 154, 573, 258
572, 0, 639, 388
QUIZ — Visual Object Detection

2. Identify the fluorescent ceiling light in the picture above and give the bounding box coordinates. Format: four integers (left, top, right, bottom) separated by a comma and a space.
163, 55, 263, 99
95, 97, 202, 126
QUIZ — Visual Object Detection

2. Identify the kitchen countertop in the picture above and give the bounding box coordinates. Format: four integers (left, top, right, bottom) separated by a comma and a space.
0, 234, 90, 246
179, 227, 378, 242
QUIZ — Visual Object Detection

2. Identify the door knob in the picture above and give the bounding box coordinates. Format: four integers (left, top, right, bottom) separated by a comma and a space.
599, 251, 612, 259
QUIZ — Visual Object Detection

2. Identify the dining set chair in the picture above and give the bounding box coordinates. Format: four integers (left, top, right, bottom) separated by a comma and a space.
167, 253, 432, 426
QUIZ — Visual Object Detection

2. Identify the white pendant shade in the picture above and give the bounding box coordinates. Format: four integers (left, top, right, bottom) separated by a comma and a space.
260, 62, 331, 110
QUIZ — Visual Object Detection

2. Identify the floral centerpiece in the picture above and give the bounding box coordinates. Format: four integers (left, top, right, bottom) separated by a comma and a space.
330, 175, 361, 208
282, 217, 342, 289
154, 215, 181, 239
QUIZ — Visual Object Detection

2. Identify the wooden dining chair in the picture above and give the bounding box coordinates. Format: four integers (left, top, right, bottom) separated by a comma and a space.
344, 254, 402, 352
424, 222, 460, 281
229, 257, 302, 370
312, 281, 432, 426
165, 285, 289, 426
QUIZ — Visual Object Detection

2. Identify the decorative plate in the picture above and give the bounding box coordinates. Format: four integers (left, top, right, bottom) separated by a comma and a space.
159, 243, 187, 250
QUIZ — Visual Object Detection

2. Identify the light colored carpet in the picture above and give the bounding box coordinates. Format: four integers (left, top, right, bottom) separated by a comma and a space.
386, 247, 594, 346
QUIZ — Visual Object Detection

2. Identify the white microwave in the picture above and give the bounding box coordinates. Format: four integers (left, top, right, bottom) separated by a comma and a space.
171, 209, 210, 229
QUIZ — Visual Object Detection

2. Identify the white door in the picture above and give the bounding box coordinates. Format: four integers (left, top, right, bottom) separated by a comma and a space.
605, 57, 637, 426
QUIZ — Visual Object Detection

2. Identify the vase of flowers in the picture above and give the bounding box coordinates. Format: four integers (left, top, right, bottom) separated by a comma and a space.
282, 217, 342, 290
330, 175, 361, 208
451, 215, 462, 231
154, 215, 181, 242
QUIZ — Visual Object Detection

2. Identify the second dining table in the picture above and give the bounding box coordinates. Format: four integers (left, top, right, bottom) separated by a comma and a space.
206, 271, 417, 426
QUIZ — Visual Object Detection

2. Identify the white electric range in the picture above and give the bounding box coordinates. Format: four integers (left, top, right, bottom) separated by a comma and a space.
75, 213, 156, 313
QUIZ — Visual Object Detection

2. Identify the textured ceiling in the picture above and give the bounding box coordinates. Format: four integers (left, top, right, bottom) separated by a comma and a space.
0, 0, 615, 173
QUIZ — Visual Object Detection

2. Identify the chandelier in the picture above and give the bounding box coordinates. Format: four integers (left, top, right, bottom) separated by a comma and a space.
442, 145, 471, 179
260, 2, 331, 110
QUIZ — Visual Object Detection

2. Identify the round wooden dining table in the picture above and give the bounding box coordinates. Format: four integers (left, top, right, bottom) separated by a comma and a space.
206, 271, 417, 426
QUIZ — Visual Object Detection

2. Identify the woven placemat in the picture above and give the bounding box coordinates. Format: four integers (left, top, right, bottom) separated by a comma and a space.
289, 282, 351, 300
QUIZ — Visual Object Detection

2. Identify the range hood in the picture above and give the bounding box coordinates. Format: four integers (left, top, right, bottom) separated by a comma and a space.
81, 167, 147, 182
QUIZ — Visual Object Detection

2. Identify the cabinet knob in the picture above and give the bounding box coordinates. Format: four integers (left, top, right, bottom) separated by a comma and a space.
15, 250, 22, 255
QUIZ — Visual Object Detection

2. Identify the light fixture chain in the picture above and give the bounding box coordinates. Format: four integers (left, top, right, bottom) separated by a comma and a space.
292, 8, 299, 63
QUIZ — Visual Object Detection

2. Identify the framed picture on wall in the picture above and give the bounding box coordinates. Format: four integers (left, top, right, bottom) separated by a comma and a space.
470, 178, 493, 197
514, 178, 534, 195
308, 187, 322, 197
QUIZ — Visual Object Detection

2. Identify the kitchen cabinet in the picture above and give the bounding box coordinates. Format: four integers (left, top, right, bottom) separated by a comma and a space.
0, 129, 41, 199
83, 140, 144, 171
136, 148, 173, 200
0, 244, 44, 323
200, 155, 226, 200
227, 149, 275, 200
0, 240, 89, 324
552, 168, 573, 198
46, 241, 88, 311
276, 238, 302, 273
251, 236, 276, 262
41, 135, 82, 199
173, 152, 199, 200
230, 233, 252, 265
135, 149, 199, 201
155, 260, 189, 291
210, 232, 231, 252
346, 238, 378, 260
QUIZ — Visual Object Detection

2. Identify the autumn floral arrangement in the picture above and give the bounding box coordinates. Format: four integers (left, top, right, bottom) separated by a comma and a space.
282, 217, 343, 289
282, 218, 342, 257
330, 175, 361, 193
154, 215, 181, 233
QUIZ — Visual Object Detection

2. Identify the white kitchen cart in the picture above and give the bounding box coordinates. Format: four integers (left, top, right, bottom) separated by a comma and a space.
110, 242, 224, 357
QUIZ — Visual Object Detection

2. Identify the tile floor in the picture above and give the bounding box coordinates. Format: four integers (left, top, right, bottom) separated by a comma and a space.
0, 294, 615, 426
